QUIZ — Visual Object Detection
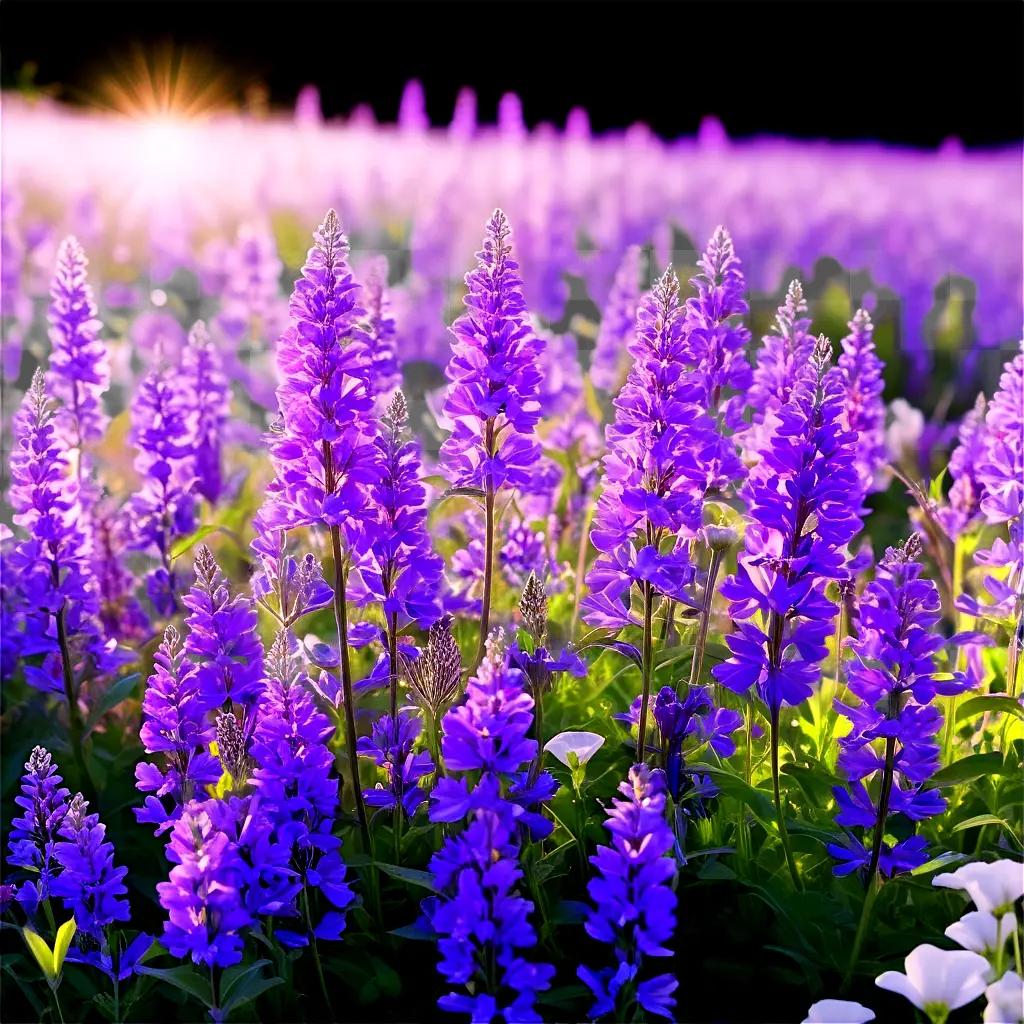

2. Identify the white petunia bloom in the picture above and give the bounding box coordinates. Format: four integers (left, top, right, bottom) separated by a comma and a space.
802, 997, 875, 1023
946, 910, 1018, 956
983, 971, 1023, 1024
875, 944, 991, 1021
934, 860, 1024, 915
543, 730, 604, 767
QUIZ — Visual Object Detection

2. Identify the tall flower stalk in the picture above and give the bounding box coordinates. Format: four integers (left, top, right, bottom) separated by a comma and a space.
438, 210, 545, 668
714, 336, 862, 888
261, 209, 382, 845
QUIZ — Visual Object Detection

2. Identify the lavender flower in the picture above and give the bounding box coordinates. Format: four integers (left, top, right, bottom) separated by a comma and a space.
401, 617, 463, 721
591, 245, 642, 391
92, 503, 148, 643
837, 309, 887, 500
438, 209, 545, 493
135, 625, 220, 834
181, 320, 230, 504
359, 255, 401, 398
829, 536, 972, 879
250, 517, 333, 627
357, 710, 434, 818
126, 368, 197, 615
428, 807, 555, 1023
51, 793, 130, 937
714, 337, 862, 714
250, 632, 354, 943
183, 545, 264, 711
157, 800, 254, 968
577, 764, 678, 1021
940, 393, 988, 539
45, 236, 109, 493
7, 370, 111, 693
7, 747, 70, 911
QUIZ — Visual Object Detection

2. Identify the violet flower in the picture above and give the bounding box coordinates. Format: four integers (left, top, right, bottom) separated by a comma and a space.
940, 393, 988, 539
181, 320, 230, 505
577, 764, 679, 1021
357, 710, 434, 818
359, 255, 402, 398
829, 535, 972, 880
591, 245, 642, 391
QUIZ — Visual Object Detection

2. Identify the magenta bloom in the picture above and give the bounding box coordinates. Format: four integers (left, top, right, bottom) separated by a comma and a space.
181, 320, 230, 504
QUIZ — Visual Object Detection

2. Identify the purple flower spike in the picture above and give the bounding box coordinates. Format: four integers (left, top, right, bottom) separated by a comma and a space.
591, 245, 642, 391
357, 710, 435, 818
837, 308, 887, 501
578, 764, 678, 1021
438, 209, 546, 493
359, 255, 402, 399
181, 320, 230, 504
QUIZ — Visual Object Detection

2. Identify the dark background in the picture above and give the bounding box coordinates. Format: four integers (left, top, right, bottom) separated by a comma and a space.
2, 0, 1022, 147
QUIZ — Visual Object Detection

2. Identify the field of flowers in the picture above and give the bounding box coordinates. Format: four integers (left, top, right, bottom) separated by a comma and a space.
0, 85, 1022, 1024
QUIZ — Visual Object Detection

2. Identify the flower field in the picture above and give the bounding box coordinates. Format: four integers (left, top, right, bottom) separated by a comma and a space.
0, 87, 1022, 1024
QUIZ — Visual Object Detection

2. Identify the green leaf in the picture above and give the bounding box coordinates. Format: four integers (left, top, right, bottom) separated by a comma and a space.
52, 918, 76, 976
170, 525, 220, 560
928, 467, 948, 503
956, 695, 1024, 724
220, 959, 272, 1003
84, 674, 141, 734
910, 851, 968, 875
375, 862, 440, 893
21, 928, 54, 981
928, 752, 1003, 788
221, 967, 284, 1016
440, 486, 486, 502
135, 964, 212, 1007
952, 813, 1009, 834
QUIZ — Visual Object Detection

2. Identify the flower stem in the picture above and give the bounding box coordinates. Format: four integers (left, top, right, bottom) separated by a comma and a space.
842, 873, 880, 991
636, 581, 655, 761
387, 611, 399, 721
54, 600, 94, 800
474, 480, 496, 672
303, 888, 333, 1020
689, 549, 723, 690
866, 693, 900, 883
328, 525, 370, 849
769, 705, 802, 891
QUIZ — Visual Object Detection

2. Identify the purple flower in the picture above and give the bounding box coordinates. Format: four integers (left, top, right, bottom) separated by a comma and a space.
583, 267, 716, 629
250, 516, 333, 627
250, 632, 354, 942
836, 308, 887, 500
126, 368, 197, 615
438, 209, 545, 493
181, 320, 230, 504
940, 393, 988, 539
829, 536, 972, 878
92, 502, 148, 644
51, 793, 130, 937
428, 807, 555, 1022
6, 370, 112, 692
357, 710, 434, 818
714, 337, 862, 714
7, 747, 70, 909
356, 391, 443, 629
45, 236, 109, 491
577, 764, 678, 1021
261, 209, 381, 553
358, 255, 401, 398
156, 801, 254, 968
401, 617, 463, 720
183, 545, 264, 710
591, 245, 642, 391
135, 625, 221, 834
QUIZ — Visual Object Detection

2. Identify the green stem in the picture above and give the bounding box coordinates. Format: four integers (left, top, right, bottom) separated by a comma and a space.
54, 601, 95, 800
689, 549, 723, 690
474, 480, 496, 672
820, 601, 845, 759
209, 965, 219, 1020
303, 889, 333, 1019
328, 527, 369, 849
387, 612, 399, 721
770, 706, 802, 891
843, 875, 881, 991
867, 693, 900, 883
50, 984, 65, 1024
636, 582, 655, 761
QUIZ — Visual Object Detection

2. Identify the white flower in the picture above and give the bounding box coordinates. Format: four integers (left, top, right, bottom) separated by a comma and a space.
802, 997, 875, 1023
875, 944, 991, 1020
984, 971, 1023, 1024
934, 860, 1024, 914
885, 399, 925, 463
945, 910, 1017, 956
543, 730, 604, 767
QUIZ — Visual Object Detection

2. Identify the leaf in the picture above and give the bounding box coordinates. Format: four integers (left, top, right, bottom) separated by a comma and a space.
388, 922, 435, 942
84, 674, 141, 735
135, 964, 212, 1007
21, 928, 54, 982
221, 972, 284, 1015
374, 863, 441, 894
928, 752, 1003, 788
956, 695, 1024, 724
220, 959, 272, 1003
952, 813, 1009, 834
170, 525, 220, 560
440, 486, 486, 502
910, 851, 968, 876
52, 918, 76, 976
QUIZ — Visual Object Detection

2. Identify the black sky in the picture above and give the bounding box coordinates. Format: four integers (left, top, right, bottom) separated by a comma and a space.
2, 0, 1021, 147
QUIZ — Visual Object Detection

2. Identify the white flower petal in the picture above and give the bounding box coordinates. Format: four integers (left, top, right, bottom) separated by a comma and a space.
803, 998, 875, 1023
876, 969, 925, 1010
543, 730, 604, 767
934, 860, 1024, 914
984, 971, 1024, 1024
